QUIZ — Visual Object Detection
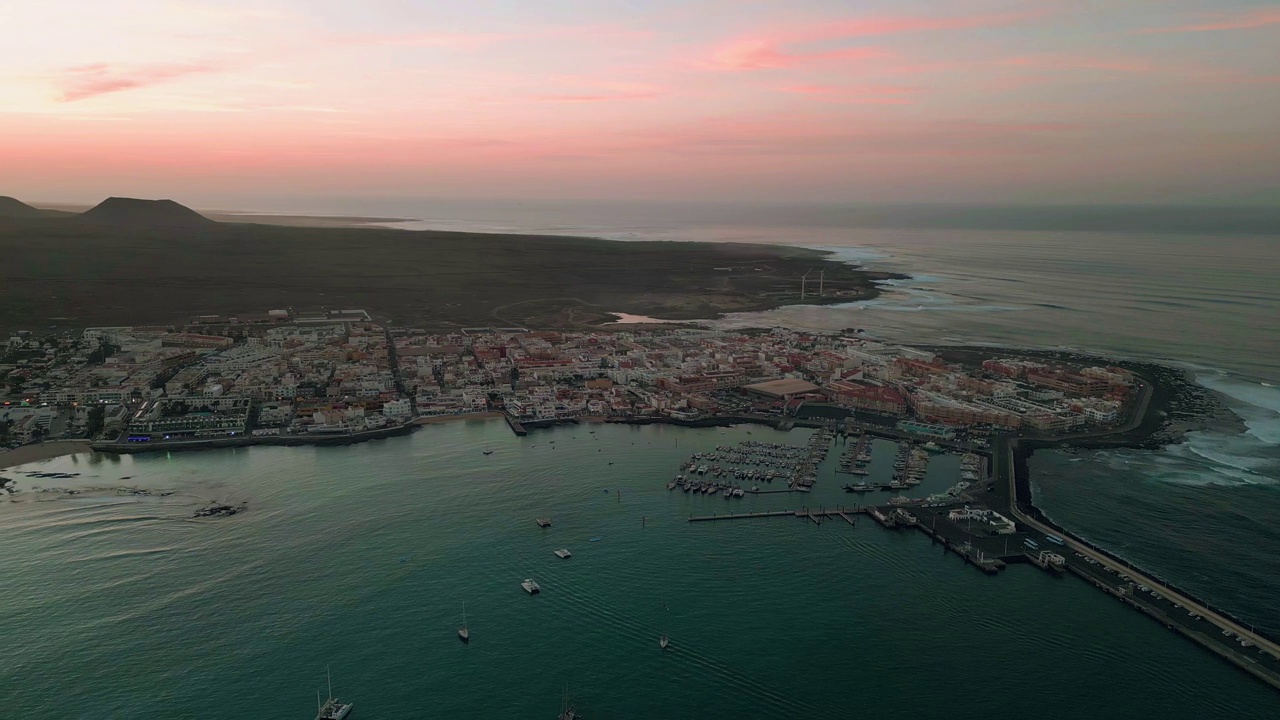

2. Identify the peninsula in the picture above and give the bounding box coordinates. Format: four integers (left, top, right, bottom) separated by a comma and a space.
0, 196, 903, 336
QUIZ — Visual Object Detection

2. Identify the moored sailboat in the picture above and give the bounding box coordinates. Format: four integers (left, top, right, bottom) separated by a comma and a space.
315, 666, 352, 720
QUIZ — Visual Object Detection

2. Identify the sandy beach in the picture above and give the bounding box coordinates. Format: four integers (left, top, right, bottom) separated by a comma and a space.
0, 440, 93, 469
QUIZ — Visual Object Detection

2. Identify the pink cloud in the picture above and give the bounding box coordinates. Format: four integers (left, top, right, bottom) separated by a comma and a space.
996, 55, 1158, 73
1137, 8, 1280, 34
706, 10, 1045, 71
778, 84, 920, 104
344, 24, 653, 49
56, 62, 224, 102
535, 89, 665, 103
710, 40, 889, 70
823, 11, 1046, 37
343, 31, 510, 49
576, 116, 1081, 159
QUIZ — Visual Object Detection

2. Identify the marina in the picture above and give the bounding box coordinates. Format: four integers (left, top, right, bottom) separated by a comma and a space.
670, 430, 834, 498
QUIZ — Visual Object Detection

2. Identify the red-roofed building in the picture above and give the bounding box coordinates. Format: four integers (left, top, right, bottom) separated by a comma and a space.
825, 380, 907, 416
895, 357, 948, 377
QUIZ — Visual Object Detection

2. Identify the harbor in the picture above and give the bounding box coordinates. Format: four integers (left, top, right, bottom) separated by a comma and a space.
661, 420, 1280, 694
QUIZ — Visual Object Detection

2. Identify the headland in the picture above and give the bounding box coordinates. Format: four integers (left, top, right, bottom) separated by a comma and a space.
0, 196, 903, 337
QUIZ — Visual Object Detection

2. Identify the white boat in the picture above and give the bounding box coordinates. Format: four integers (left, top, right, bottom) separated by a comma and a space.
315, 667, 352, 720
660, 632, 670, 650
554, 548, 572, 559
458, 601, 469, 643
522, 578, 541, 594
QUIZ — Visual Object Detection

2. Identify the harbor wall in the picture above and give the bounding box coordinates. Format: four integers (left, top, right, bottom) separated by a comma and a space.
90, 422, 415, 455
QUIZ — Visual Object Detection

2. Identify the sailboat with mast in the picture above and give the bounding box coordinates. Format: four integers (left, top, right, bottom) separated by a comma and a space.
315, 666, 352, 720
458, 602, 470, 643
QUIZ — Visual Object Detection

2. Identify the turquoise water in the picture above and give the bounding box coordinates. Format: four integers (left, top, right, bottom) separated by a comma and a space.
4, 420, 1277, 717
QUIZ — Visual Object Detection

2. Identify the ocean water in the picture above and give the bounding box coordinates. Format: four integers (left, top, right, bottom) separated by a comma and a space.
3, 421, 1278, 718
366, 201, 1280, 650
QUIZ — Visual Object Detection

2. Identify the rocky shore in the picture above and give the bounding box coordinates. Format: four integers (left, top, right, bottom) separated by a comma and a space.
927, 345, 1244, 451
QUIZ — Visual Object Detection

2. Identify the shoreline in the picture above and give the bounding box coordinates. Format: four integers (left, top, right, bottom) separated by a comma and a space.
32, 345, 1226, 464
0, 440, 93, 469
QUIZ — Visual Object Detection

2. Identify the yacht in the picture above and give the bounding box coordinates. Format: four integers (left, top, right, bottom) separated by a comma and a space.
536, 517, 552, 528
554, 548, 572, 559
522, 578, 541, 594
315, 667, 352, 720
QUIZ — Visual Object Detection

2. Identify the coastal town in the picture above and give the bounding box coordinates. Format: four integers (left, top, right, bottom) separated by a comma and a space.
5, 309, 1280, 696
1, 308, 1139, 450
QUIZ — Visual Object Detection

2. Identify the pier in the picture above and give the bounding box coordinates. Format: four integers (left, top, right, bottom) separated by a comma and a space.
689, 507, 858, 526
505, 414, 527, 436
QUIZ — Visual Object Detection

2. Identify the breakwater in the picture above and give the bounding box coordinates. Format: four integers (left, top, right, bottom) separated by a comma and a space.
89, 422, 415, 455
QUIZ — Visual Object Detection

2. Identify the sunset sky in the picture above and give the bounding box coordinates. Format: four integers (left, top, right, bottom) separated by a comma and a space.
3, 0, 1279, 207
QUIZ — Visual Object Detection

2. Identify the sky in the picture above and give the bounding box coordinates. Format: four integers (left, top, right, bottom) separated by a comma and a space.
2, 0, 1279, 208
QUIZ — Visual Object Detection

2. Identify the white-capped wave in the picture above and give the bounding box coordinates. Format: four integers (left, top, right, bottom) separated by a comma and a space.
1194, 373, 1280, 445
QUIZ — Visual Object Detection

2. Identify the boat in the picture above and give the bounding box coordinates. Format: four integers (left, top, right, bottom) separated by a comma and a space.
660, 632, 670, 650
536, 517, 552, 528
458, 602, 470, 643
482, 450, 494, 455
558, 688, 579, 720
521, 578, 541, 594
589, 537, 602, 542
554, 548, 572, 559
315, 667, 352, 720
